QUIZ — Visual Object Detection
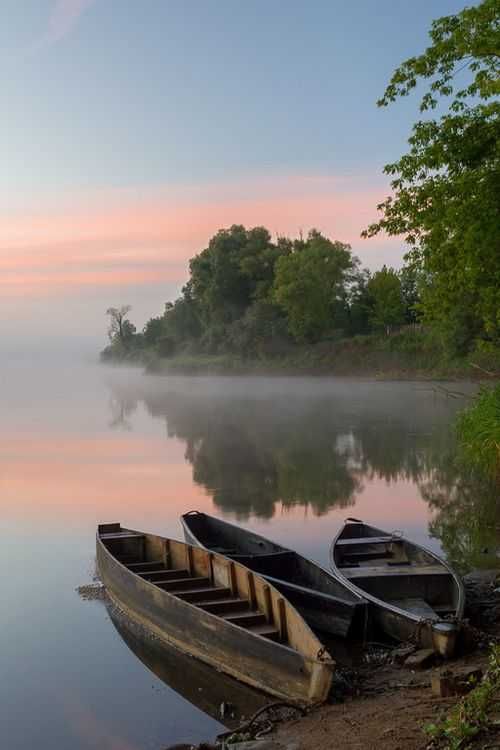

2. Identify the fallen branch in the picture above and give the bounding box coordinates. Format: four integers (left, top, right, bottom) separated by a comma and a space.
216, 701, 305, 744
469, 362, 498, 378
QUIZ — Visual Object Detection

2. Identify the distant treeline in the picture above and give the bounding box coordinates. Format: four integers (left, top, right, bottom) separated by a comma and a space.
102, 226, 421, 362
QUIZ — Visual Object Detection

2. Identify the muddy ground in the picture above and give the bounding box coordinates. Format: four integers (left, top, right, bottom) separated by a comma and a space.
275, 651, 497, 750
273, 569, 500, 750
181, 569, 500, 750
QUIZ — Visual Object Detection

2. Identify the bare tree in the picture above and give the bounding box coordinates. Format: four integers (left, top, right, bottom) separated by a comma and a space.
106, 305, 132, 343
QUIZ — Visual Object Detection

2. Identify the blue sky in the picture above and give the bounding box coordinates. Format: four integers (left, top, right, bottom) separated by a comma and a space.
1, 0, 467, 350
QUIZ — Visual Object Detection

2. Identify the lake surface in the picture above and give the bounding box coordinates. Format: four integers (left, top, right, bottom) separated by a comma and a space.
1, 361, 496, 750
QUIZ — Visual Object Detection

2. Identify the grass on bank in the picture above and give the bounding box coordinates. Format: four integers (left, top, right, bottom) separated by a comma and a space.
457, 384, 500, 480
425, 645, 500, 749
142, 329, 500, 379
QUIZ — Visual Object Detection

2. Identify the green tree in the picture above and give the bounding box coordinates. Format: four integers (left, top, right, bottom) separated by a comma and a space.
189, 225, 277, 330
399, 265, 421, 324
367, 266, 406, 333
347, 268, 372, 335
272, 231, 355, 342
143, 316, 164, 348
364, 0, 500, 352
162, 292, 202, 346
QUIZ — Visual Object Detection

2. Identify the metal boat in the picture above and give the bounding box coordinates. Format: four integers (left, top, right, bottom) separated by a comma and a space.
330, 519, 465, 657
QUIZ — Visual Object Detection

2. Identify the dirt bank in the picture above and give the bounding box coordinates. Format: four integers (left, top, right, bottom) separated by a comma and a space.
275, 652, 497, 750
274, 569, 500, 750
174, 569, 500, 750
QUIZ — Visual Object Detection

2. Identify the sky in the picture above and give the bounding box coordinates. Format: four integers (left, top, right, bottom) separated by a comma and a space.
1, 0, 467, 353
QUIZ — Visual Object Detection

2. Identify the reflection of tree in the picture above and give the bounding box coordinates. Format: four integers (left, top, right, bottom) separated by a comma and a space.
419, 444, 500, 572
106, 377, 497, 563
108, 394, 138, 431
142, 393, 361, 518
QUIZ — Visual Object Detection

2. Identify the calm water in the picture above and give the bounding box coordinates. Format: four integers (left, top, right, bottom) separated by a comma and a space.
1, 361, 496, 750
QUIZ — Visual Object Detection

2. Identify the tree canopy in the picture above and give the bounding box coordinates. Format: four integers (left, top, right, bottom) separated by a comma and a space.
367, 266, 406, 333
272, 232, 355, 342
363, 0, 500, 352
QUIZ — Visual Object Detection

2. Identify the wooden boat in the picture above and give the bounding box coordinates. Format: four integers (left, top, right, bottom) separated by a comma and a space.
181, 511, 367, 639
330, 519, 465, 657
97, 523, 334, 704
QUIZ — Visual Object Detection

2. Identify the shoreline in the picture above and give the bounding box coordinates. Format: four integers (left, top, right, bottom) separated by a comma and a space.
103, 354, 498, 382
161, 569, 500, 750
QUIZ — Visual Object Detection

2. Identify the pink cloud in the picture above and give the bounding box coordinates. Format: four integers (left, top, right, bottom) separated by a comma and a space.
0, 174, 400, 299
21, 0, 96, 57
47, 0, 96, 44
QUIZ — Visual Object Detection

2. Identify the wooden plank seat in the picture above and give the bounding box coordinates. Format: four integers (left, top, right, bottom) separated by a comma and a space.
344, 564, 450, 579
197, 597, 250, 614
336, 536, 399, 546
100, 532, 145, 541
128, 561, 164, 572
139, 569, 190, 582
156, 576, 211, 592
342, 549, 395, 562
136, 562, 282, 642
224, 610, 267, 628
175, 586, 233, 603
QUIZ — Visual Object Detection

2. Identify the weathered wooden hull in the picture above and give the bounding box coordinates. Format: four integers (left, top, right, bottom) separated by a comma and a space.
330, 520, 465, 657
182, 511, 367, 639
97, 527, 334, 704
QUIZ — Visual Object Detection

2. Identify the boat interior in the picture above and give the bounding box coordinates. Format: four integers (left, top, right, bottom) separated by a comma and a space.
99, 524, 315, 651
334, 522, 459, 618
183, 512, 361, 605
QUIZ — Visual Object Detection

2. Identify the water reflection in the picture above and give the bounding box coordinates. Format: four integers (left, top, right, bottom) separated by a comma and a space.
106, 375, 498, 571
422, 461, 500, 573
107, 606, 268, 729
2, 363, 495, 750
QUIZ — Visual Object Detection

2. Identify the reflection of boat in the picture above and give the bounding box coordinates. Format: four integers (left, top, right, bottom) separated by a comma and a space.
330, 519, 465, 657
181, 511, 367, 638
107, 605, 268, 728
97, 523, 334, 704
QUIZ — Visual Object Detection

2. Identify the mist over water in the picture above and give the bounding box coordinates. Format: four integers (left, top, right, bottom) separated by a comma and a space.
1, 359, 495, 750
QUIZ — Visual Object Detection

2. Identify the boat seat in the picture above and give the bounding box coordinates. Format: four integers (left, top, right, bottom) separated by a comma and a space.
139, 568, 190, 582
342, 549, 395, 562
101, 532, 145, 541
128, 561, 164, 572
174, 585, 233, 602
390, 597, 438, 619
344, 564, 449, 579
197, 597, 250, 614
127, 558, 283, 643
337, 536, 399, 546
223, 610, 267, 627
156, 576, 210, 592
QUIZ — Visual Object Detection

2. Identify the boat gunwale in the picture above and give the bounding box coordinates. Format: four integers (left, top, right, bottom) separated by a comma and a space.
329, 520, 466, 624
96, 528, 333, 667
181, 510, 366, 605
